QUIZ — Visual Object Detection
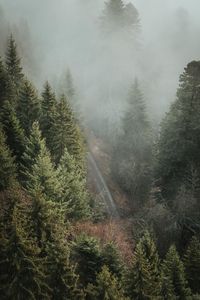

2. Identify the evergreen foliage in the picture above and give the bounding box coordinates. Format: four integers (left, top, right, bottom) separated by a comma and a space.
17, 79, 41, 135
58, 148, 90, 220
102, 242, 124, 279
125, 231, 161, 299
40, 81, 57, 153
72, 235, 103, 285
86, 265, 128, 300
162, 245, 192, 299
20, 122, 61, 201
63, 68, 75, 100
101, 0, 140, 37
0, 128, 16, 191
156, 61, 200, 204
0, 190, 50, 299
51, 94, 84, 166
46, 242, 85, 300
184, 236, 200, 294
0, 58, 16, 107
112, 80, 152, 204
5, 34, 24, 88
0, 100, 26, 163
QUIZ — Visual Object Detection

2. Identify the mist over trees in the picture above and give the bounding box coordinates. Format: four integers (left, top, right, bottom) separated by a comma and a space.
1, 0, 200, 299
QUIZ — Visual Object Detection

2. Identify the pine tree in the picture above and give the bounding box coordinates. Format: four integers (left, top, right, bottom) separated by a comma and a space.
101, 0, 125, 34
102, 242, 124, 279
72, 235, 103, 286
112, 80, 152, 204
86, 265, 128, 300
139, 231, 161, 293
63, 68, 75, 100
0, 190, 50, 299
162, 245, 191, 299
100, 0, 140, 38
58, 148, 90, 220
184, 236, 200, 294
47, 242, 85, 300
0, 128, 16, 191
156, 61, 200, 204
125, 231, 161, 299
20, 122, 61, 201
0, 57, 16, 107
17, 79, 41, 135
20, 121, 46, 184
0, 100, 26, 163
52, 95, 84, 166
5, 34, 24, 88
28, 194, 84, 299
40, 81, 57, 152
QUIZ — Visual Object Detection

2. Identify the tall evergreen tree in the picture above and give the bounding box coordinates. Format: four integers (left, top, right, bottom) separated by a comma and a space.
184, 236, 200, 294
47, 242, 85, 300
5, 34, 24, 88
17, 79, 41, 135
20, 122, 61, 201
0, 100, 25, 163
86, 265, 128, 300
125, 231, 161, 299
0, 58, 16, 107
72, 235, 103, 286
112, 80, 152, 204
102, 242, 124, 279
40, 81, 57, 152
52, 95, 84, 166
156, 61, 200, 204
162, 245, 191, 299
0, 128, 16, 191
0, 190, 50, 299
58, 148, 90, 220
126, 245, 152, 300
101, 0, 125, 34
62, 68, 75, 100
100, 0, 140, 38
28, 192, 84, 299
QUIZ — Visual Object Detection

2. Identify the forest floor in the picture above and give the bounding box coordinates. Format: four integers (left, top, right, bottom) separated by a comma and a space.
85, 133, 136, 261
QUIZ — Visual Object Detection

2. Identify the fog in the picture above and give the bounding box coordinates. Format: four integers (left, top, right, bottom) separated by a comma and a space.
0, 0, 200, 134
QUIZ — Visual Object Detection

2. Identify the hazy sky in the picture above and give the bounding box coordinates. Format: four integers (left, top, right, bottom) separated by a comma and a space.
1, 0, 200, 127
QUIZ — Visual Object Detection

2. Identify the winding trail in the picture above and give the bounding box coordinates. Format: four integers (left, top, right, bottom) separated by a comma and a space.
87, 152, 120, 218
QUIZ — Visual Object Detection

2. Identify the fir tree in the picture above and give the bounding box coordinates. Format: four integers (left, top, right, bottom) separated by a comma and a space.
162, 245, 191, 299
86, 265, 128, 300
184, 236, 200, 294
40, 82, 57, 152
102, 242, 124, 279
100, 0, 140, 38
0, 57, 16, 107
58, 148, 90, 220
20, 122, 61, 201
0, 190, 50, 299
46, 242, 85, 300
20, 121, 46, 184
0, 128, 16, 191
72, 235, 103, 286
156, 61, 200, 204
139, 231, 161, 293
5, 34, 24, 88
17, 79, 41, 135
125, 231, 161, 299
101, 0, 125, 34
52, 95, 84, 166
63, 68, 75, 100
112, 80, 152, 204
0, 100, 26, 163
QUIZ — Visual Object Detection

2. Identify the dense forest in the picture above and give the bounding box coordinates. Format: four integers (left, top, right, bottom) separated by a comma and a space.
1, 0, 200, 299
